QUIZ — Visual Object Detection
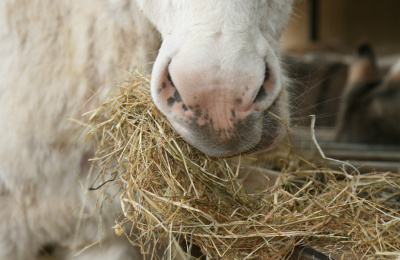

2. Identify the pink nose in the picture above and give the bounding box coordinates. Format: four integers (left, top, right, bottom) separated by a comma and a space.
163, 69, 270, 121
151, 49, 283, 157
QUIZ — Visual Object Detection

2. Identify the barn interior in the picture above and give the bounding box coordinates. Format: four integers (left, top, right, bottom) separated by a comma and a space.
86, 2, 400, 259
279, 0, 400, 174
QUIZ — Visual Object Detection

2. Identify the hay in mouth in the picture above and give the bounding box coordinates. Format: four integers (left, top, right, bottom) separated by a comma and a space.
85, 68, 400, 260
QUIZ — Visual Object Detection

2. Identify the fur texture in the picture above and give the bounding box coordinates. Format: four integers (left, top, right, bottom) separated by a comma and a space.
139, 0, 294, 156
0, 1, 159, 259
0, 0, 293, 259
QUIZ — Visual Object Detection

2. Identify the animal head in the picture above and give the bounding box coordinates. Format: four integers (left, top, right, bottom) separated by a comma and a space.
136, 0, 294, 157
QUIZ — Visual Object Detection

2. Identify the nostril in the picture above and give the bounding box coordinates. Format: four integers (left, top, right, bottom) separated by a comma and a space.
165, 69, 182, 107
253, 63, 271, 104
264, 64, 271, 82
254, 85, 267, 103
167, 69, 176, 88
164, 70, 190, 113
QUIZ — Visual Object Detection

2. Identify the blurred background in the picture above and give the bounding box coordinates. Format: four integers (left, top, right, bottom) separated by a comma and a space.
279, 0, 400, 127
282, 0, 400, 55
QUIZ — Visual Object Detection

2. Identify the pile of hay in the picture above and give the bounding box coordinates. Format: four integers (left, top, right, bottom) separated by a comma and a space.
85, 69, 400, 259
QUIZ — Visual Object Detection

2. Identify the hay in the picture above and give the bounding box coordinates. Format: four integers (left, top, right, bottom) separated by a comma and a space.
85, 68, 400, 259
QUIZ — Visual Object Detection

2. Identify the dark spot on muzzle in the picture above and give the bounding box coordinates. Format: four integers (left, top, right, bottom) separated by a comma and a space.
167, 97, 175, 107
194, 109, 202, 118
167, 90, 183, 107
181, 113, 259, 156
158, 82, 168, 94
174, 90, 182, 102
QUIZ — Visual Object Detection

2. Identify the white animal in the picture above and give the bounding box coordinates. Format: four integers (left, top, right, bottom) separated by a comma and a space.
0, 1, 294, 259
141, 0, 293, 157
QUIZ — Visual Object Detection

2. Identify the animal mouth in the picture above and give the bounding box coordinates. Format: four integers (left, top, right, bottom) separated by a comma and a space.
244, 109, 286, 155
152, 54, 286, 157
170, 96, 287, 158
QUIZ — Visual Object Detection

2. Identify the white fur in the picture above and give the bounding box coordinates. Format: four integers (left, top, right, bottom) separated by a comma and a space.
140, 0, 294, 156
0, 1, 159, 259
0, 0, 293, 259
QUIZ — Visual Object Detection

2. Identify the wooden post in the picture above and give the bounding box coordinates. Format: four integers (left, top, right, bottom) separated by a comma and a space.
309, 0, 319, 41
